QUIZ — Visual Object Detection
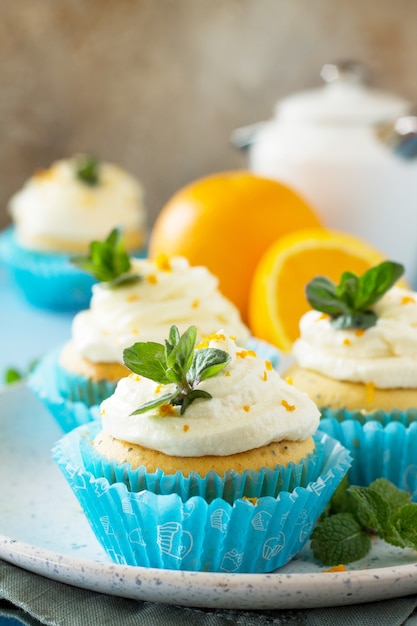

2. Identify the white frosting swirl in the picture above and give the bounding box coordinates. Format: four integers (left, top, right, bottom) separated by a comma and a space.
8, 157, 146, 251
72, 256, 250, 363
100, 333, 320, 456
293, 286, 417, 388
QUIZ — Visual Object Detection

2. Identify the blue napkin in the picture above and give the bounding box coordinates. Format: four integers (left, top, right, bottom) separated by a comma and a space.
1, 560, 417, 626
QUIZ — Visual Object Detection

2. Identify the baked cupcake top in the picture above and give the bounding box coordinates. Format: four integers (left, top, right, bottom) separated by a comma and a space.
293, 261, 417, 388
71, 252, 251, 364
8, 155, 146, 253
99, 328, 320, 457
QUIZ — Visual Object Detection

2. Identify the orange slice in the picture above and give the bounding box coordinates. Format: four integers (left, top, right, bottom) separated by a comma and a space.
248, 228, 389, 352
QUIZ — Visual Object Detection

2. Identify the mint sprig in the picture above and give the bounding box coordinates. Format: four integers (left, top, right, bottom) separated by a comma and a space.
71, 228, 141, 288
306, 260, 404, 330
123, 325, 231, 416
311, 478, 417, 566
75, 154, 100, 186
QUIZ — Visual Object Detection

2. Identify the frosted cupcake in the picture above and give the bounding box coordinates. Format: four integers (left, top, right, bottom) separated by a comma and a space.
52, 326, 350, 573
29, 232, 277, 431
286, 260, 417, 497
0, 155, 147, 310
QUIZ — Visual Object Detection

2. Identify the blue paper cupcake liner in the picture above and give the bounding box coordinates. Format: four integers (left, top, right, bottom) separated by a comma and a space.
0, 226, 147, 311
52, 424, 351, 573
319, 407, 417, 499
29, 348, 101, 432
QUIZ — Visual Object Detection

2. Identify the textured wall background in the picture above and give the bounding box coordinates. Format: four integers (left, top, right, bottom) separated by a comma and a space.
0, 0, 416, 230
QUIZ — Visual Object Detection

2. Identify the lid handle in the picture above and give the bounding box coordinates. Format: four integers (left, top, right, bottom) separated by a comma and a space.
320, 60, 369, 85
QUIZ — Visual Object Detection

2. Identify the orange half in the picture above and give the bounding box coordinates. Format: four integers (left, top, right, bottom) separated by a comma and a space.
248, 228, 390, 352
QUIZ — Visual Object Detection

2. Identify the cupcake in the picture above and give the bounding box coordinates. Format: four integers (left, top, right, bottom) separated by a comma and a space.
286, 260, 417, 497
52, 326, 350, 573
29, 233, 277, 431
0, 155, 147, 311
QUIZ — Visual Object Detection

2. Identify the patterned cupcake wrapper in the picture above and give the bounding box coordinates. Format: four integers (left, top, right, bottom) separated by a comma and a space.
29, 349, 101, 432
319, 407, 417, 499
52, 424, 351, 573
0, 226, 147, 311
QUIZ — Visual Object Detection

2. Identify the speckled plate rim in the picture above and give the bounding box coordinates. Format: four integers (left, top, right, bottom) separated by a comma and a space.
2, 383, 417, 610
2, 535, 417, 610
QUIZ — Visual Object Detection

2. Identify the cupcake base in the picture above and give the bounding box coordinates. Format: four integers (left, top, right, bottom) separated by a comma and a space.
52, 425, 351, 573
319, 408, 417, 500
0, 226, 147, 312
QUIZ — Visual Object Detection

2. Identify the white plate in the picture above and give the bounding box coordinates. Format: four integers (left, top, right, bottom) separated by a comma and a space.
1, 384, 417, 610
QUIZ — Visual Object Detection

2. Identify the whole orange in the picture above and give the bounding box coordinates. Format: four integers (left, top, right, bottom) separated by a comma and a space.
149, 170, 321, 322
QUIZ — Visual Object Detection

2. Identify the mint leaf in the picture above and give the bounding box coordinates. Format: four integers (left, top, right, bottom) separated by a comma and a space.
355, 261, 405, 309
123, 325, 231, 416
369, 478, 411, 510
306, 260, 404, 330
390, 504, 417, 550
71, 227, 140, 287
348, 485, 391, 534
180, 389, 212, 415
130, 391, 178, 415
5, 368, 23, 385
311, 512, 371, 566
188, 348, 232, 384
123, 342, 171, 384
75, 154, 100, 186
166, 325, 196, 380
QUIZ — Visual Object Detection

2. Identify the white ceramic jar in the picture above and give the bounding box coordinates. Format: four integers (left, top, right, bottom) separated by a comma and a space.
233, 62, 417, 286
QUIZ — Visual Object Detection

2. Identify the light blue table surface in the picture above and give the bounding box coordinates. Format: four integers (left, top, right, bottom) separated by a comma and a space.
0, 268, 74, 386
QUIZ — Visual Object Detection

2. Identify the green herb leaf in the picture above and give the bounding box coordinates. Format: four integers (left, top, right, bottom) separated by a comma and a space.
123, 341, 171, 384
312, 478, 417, 567
180, 389, 212, 415
188, 348, 232, 384
4, 368, 23, 385
123, 325, 231, 416
71, 227, 140, 287
348, 485, 391, 534
311, 512, 371, 566
130, 391, 178, 415
306, 260, 404, 330
75, 154, 100, 186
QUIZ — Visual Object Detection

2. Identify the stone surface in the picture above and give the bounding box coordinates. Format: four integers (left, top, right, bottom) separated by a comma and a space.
0, 0, 416, 229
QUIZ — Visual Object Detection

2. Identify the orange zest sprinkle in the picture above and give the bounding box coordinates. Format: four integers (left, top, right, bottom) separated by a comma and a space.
265, 360, 273, 371
100, 408, 105, 416
286, 376, 293, 385
343, 338, 351, 346
224, 371, 231, 377
229, 335, 236, 340
323, 564, 347, 573
147, 274, 158, 284
129, 374, 141, 381
402, 295, 415, 305
154, 384, 163, 394
183, 424, 189, 432
158, 404, 175, 416
281, 399, 296, 412
192, 299, 200, 308
155, 253, 172, 271
262, 371, 268, 381
243, 405, 251, 412
355, 329, 366, 337
317, 313, 328, 321
366, 382, 375, 404
34, 168, 54, 180
126, 294, 139, 302
243, 496, 258, 505
132, 328, 139, 335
